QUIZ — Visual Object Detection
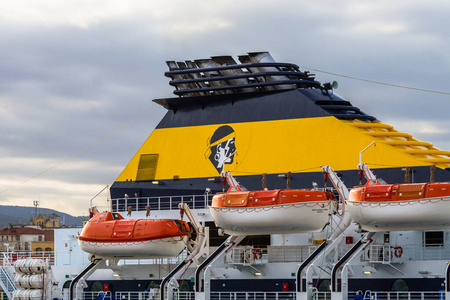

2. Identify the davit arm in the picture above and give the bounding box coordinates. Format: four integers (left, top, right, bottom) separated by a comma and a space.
357, 163, 377, 181
321, 166, 352, 241
221, 171, 240, 188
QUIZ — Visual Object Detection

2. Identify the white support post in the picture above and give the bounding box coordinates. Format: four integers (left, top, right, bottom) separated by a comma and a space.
195, 235, 245, 300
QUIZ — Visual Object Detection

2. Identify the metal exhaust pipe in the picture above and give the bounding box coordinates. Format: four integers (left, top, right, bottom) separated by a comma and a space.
194, 59, 230, 94
211, 56, 257, 93
238, 55, 274, 91
175, 61, 203, 96
166, 61, 192, 96
185, 60, 207, 95
247, 52, 296, 90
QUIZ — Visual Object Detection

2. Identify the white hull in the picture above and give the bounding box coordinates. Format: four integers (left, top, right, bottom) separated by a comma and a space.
347, 196, 450, 231
78, 236, 188, 258
209, 201, 333, 235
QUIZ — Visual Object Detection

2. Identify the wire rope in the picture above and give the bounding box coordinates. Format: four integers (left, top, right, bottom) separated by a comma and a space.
301, 66, 450, 96
1, 103, 159, 194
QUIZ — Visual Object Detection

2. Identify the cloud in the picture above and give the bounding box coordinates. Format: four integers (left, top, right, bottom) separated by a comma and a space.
1, 0, 450, 216
0, 176, 110, 215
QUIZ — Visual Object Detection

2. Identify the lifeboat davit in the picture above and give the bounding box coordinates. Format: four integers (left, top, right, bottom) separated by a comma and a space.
210, 185, 336, 235
348, 179, 450, 231
78, 212, 190, 258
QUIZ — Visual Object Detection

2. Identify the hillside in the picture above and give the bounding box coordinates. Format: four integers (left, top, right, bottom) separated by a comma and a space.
0, 205, 89, 228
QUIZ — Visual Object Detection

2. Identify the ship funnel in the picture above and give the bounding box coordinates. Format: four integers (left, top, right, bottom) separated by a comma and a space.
164, 52, 320, 97
247, 52, 296, 91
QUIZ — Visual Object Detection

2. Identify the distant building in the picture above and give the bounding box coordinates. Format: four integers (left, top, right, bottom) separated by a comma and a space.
30, 213, 61, 228
0, 227, 53, 251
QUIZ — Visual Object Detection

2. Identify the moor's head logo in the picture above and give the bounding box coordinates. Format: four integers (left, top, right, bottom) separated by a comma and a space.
205, 125, 236, 174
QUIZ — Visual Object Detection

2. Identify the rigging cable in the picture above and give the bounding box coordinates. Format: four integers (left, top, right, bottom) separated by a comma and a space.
0, 102, 160, 194
301, 66, 450, 96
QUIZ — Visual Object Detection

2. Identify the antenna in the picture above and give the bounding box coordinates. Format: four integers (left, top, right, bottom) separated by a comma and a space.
33, 200, 39, 217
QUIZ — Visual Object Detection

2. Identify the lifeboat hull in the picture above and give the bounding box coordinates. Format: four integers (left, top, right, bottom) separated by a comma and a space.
78, 236, 188, 258
348, 196, 450, 231
348, 180, 450, 231
210, 201, 332, 235
78, 212, 189, 258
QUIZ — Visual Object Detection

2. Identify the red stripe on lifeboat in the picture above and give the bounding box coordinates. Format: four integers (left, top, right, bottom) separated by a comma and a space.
212, 186, 334, 208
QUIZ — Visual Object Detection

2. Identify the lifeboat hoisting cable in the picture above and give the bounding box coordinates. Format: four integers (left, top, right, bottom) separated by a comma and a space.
220, 150, 239, 192
88, 185, 108, 218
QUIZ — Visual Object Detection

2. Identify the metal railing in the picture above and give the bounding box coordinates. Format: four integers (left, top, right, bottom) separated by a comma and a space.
0, 251, 55, 266
173, 291, 194, 300
81, 291, 114, 300
118, 251, 189, 266
86, 291, 295, 300
412, 244, 450, 261
1, 250, 94, 267
367, 245, 392, 263
268, 245, 319, 263
0, 252, 17, 299
83, 291, 162, 300
348, 291, 443, 300
365, 244, 450, 263
3, 243, 448, 269
226, 247, 266, 265
312, 291, 331, 300
0, 266, 16, 299
209, 292, 295, 300
80, 290, 446, 300
111, 194, 214, 212
267, 243, 352, 264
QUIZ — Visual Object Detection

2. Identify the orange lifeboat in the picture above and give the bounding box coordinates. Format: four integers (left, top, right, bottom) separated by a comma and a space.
78, 212, 190, 258
210, 185, 336, 235
348, 179, 450, 231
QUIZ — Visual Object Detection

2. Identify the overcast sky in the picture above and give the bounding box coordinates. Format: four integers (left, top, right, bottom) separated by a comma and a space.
1, 0, 449, 216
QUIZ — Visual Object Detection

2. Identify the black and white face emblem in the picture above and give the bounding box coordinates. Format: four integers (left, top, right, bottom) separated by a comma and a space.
205, 125, 236, 174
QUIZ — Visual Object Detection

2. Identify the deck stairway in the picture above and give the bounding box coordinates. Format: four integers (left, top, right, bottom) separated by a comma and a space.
0, 254, 17, 299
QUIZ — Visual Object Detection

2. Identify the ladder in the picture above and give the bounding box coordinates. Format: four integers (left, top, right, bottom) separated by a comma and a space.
0, 253, 17, 299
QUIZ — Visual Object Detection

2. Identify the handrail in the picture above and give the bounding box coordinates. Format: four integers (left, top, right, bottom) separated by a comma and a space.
348, 122, 393, 129
111, 193, 214, 212
166, 62, 301, 76
87, 290, 444, 300
349, 290, 443, 300
1, 251, 55, 266
362, 243, 450, 262
0, 252, 17, 298
380, 140, 433, 147
1, 252, 12, 268
364, 131, 412, 138
0, 266, 17, 299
